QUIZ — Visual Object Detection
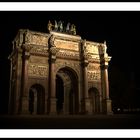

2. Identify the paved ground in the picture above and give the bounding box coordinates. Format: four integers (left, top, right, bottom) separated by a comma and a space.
0, 114, 140, 129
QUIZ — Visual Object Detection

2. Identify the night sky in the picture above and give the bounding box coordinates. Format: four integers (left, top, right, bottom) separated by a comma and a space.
0, 11, 140, 114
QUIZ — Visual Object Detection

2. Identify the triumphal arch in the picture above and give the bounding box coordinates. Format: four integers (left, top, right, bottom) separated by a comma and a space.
8, 21, 112, 115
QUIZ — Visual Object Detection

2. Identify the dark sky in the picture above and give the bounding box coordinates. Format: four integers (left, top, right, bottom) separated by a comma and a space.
0, 11, 140, 114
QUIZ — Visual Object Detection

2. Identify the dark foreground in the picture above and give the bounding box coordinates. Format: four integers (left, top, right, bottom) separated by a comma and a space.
0, 114, 140, 129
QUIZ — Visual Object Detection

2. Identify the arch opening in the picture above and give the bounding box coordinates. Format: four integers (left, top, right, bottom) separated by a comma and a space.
56, 66, 79, 115
29, 84, 45, 114
88, 87, 100, 114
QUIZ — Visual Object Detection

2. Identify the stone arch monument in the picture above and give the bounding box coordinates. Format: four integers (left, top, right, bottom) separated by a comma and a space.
8, 25, 112, 115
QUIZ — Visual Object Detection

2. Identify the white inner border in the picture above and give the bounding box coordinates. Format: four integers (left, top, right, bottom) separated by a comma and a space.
0, 130, 140, 138
0, 2, 140, 11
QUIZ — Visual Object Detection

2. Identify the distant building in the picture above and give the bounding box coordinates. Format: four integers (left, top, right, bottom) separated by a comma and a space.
8, 25, 112, 115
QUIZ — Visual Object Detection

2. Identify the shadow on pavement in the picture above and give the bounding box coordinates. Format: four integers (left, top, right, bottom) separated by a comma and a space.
0, 114, 140, 129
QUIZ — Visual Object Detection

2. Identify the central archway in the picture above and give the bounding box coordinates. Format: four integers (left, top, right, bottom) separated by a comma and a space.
56, 75, 64, 114
56, 66, 79, 115
29, 84, 45, 114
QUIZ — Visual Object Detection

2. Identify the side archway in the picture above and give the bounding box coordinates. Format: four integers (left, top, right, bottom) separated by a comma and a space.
29, 84, 45, 114
88, 87, 100, 114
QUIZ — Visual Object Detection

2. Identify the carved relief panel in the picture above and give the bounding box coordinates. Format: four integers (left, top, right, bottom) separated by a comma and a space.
55, 39, 79, 51
87, 71, 101, 81
29, 56, 48, 64
87, 63, 101, 81
28, 64, 48, 77
87, 64, 100, 71
86, 43, 99, 54
57, 50, 79, 59
30, 34, 48, 46
30, 45, 48, 56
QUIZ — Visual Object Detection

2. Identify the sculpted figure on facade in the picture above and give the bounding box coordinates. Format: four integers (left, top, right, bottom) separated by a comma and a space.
100, 40, 108, 55
66, 22, 71, 33
82, 39, 88, 54
73, 24, 76, 35
47, 20, 53, 32
48, 34, 60, 56
81, 39, 90, 61
24, 30, 31, 44
103, 40, 107, 54
49, 34, 55, 48
54, 20, 58, 31
58, 21, 63, 32
70, 24, 76, 35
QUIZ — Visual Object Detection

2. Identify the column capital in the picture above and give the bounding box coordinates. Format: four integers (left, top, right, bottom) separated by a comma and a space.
51, 57, 56, 63
100, 55, 111, 63
48, 55, 56, 63
49, 47, 59, 56
22, 52, 30, 60
48, 47, 59, 63
21, 44, 33, 52
83, 53, 89, 60
81, 60, 89, 67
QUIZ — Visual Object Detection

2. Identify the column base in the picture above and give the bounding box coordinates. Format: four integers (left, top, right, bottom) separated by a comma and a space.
102, 99, 113, 115
49, 98, 57, 115
45, 98, 48, 114
19, 109, 30, 115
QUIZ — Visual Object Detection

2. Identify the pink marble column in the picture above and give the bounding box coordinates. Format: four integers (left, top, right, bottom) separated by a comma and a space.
82, 61, 90, 114
49, 58, 57, 114
20, 49, 30, 114
101, 64, 112, 114
81, 39, 90, 114
48, 42, 59, 115
103, 65, 109, 100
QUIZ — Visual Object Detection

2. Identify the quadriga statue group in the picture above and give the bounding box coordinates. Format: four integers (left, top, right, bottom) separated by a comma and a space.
47, 20, 76, 35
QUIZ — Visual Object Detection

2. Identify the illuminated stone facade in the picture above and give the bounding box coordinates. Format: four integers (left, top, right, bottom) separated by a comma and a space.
8, 29, 112, 115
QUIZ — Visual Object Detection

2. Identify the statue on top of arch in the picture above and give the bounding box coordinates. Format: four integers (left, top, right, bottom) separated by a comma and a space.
47, 20, 77, 35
